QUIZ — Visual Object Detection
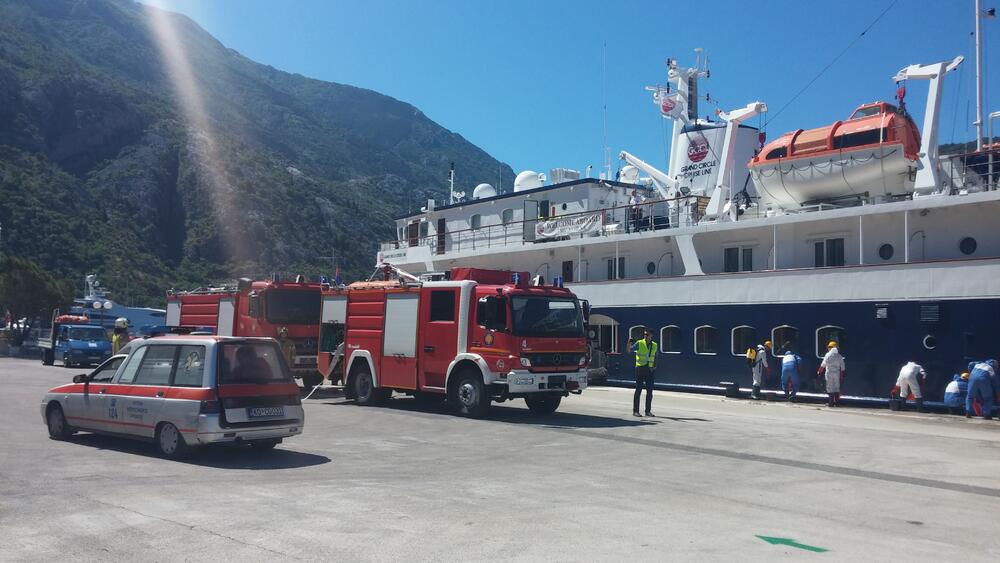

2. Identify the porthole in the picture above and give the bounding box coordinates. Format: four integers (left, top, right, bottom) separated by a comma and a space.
923, 335, 937, 350
959, 237, 977, 255
561, 203, 568, 211
646, 261, 656, 275
878, 243, 894, 260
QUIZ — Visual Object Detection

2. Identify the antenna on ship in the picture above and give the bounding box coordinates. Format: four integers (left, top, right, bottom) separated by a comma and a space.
974, 0, 996, 150
601, 41, 611, 180
447, 162, 464, 204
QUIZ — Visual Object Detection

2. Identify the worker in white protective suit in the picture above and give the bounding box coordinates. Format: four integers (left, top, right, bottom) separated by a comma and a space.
819, 341, 845, 407
896, 361, 927, 412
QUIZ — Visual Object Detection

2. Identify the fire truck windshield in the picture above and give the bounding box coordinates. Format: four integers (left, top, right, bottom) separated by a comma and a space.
266, 290, 321, 325
510, 296, 584, 338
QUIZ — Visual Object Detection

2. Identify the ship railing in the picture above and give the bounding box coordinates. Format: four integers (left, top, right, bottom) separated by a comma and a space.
941, 146, 1000, 192
379, 195, 711, 255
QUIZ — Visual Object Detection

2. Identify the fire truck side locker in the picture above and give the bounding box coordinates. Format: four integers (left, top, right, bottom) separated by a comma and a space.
382, 292, 419, 389
217, 297, 236, 336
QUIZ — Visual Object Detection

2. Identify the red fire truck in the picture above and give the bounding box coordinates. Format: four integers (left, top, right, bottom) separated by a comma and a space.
166, 277, 324, 387
316, 267, 589, 417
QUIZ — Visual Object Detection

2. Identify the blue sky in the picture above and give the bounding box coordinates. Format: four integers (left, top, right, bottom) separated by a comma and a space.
146, 0, 999, 186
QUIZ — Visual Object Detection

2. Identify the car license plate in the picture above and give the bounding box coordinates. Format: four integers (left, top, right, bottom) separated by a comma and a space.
247, 406, 284, 418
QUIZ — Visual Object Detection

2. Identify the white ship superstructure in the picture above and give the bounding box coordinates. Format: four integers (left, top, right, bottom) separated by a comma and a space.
377, 52, 1000, 401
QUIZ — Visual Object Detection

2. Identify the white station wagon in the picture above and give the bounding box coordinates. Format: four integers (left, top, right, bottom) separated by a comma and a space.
41, 335, 305, 458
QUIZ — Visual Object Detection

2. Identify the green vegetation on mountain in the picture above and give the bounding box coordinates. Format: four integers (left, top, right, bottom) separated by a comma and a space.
0, 0, 512, 306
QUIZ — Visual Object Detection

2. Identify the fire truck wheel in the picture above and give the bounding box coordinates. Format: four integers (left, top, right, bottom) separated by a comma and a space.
351, 365, 383, 406
450, 369, 490, 418
524, 393, 562, 414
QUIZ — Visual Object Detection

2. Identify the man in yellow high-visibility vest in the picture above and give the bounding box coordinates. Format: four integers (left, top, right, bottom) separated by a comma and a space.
633, 328, 658, 417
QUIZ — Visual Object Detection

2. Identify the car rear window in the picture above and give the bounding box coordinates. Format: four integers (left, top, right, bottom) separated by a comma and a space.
218, 342, 292, 384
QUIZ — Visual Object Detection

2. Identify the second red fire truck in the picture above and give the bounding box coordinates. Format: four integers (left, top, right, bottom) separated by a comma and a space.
316, 267, 589, 416
166, 276, 325, 387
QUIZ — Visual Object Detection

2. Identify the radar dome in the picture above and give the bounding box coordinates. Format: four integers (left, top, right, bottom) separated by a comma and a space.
473, 183, 497, 199
514, 170, 544, 192
619, 165, 640, 184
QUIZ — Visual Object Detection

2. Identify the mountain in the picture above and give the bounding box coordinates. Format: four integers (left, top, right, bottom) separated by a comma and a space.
0, 0, 513, 306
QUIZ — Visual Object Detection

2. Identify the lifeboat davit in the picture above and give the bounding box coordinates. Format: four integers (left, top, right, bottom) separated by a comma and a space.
748, 102, 921, 209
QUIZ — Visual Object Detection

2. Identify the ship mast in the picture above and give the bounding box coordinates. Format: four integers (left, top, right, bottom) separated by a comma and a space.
976, 0, 984, 151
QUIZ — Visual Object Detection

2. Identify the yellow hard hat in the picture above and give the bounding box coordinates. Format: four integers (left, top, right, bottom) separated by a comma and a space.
277, 326, 288, 338
961, 371, 970, 380
827, 341, 838, 349
764, 340, 772, 349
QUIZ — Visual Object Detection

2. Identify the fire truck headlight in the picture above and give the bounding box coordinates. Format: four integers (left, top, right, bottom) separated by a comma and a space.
519, 356, 531, 367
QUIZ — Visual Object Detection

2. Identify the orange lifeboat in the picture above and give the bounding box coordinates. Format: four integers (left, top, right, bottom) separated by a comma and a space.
748, 102, 921, 209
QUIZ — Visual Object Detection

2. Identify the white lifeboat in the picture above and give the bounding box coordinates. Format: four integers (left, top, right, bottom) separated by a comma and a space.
748, 102, 921, 209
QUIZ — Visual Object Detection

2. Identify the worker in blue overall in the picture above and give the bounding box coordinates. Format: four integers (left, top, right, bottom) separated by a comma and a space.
965, 360, 997, 420
943, 372, 969, 415
780, 344, 802, 402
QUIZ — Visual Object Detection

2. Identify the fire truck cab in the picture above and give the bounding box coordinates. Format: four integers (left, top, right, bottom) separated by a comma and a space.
317, 268, 589, 417
166, 277, 324, 387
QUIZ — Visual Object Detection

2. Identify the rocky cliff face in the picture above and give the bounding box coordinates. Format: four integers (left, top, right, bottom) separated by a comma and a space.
0, 0, 512, 305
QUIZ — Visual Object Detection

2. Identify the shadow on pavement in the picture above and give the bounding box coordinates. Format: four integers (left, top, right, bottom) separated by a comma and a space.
66, 433, 331, 470
321, 396, 689, 429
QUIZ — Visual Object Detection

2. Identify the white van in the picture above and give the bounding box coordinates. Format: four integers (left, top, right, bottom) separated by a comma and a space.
41, 335, 305, 458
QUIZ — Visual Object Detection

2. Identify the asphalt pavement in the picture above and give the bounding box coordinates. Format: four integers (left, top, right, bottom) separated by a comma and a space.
1, 357, 999, 561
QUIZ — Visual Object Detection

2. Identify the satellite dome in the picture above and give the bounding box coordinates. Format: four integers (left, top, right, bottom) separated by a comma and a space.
514, 170, 544, 192
473, 183, 497, 199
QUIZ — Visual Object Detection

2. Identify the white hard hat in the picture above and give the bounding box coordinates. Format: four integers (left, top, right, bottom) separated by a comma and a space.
114, 317, 129, 329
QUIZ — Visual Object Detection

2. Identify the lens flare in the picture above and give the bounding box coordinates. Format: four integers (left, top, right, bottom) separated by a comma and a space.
143, 4, 244, 264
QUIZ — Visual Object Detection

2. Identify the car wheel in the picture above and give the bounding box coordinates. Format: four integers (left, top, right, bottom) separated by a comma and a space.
46, 404, 74, 440
450, 369, 490, 418
351, 365, 382, 406
250, 438, 281, 451
155, 422, 190, 459
524, 393, 562, 414
63, 355, 73, 368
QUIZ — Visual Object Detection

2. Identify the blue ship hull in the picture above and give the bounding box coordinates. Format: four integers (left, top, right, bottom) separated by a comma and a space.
593, 297, 1000, 402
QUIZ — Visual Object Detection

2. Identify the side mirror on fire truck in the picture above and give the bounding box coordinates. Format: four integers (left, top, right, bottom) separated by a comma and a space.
581, 300, 591, 323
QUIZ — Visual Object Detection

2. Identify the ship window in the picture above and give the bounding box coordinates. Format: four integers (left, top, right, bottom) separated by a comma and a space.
694, 326, 718, 355
878, 243, 894, 260
731, 326, 757, 357
501, 209, 514, 224
606, 257, 625, 280
959, 237, 977, 255
660, 326, 681, 354
815, 238, 845, 267
470, 214, 482, 230
922, 334, 937, 350
724, 247, 754, 272
646, 261, 656, 275
562, 260, 574, 283
771, 325, 799, 356
419, 221, 429, 239
765, 147, 787, 160
816, 326, 846, 358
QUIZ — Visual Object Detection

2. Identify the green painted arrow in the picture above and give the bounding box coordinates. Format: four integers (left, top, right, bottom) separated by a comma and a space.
756, 535, 829, 553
